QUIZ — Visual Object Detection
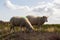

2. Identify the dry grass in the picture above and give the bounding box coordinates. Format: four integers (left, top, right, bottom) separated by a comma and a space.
0, 24, 60, 40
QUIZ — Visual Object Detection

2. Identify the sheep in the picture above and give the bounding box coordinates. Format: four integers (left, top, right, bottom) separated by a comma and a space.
10, 16, 34, 32
26, 15, 48, 27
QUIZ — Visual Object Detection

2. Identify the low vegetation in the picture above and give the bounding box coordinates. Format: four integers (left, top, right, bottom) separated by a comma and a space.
0, 23, 60, 40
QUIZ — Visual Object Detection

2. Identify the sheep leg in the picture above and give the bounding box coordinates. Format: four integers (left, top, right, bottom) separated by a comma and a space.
10, 25, 15, 33
19, 22, 24, 31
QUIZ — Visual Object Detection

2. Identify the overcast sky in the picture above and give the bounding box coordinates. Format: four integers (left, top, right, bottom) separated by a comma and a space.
0, 0, 60, 24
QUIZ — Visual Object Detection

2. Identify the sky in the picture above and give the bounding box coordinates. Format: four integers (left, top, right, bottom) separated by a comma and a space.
0, 0, 60, 24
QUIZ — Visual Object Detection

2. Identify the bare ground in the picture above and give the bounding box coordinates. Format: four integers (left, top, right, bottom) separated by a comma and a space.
1, 31, 60, 40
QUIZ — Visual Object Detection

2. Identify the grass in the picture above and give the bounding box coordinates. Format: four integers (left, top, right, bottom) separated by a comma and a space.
0, 24, 60, 40
0, 24, 60, 33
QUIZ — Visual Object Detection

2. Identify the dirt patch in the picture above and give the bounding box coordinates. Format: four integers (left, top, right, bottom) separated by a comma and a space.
1, 32, 60, 40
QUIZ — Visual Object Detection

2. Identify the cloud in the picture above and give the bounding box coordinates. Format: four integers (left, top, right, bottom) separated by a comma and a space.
5, 0, 53, 16
53, 0, 60, 4
53, 3, 60, 9
5, 0, 57, 17
5, 0, 30, 11
4, 0, 60, 24
5, 0, 16, 9
30, 2, 54, 16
